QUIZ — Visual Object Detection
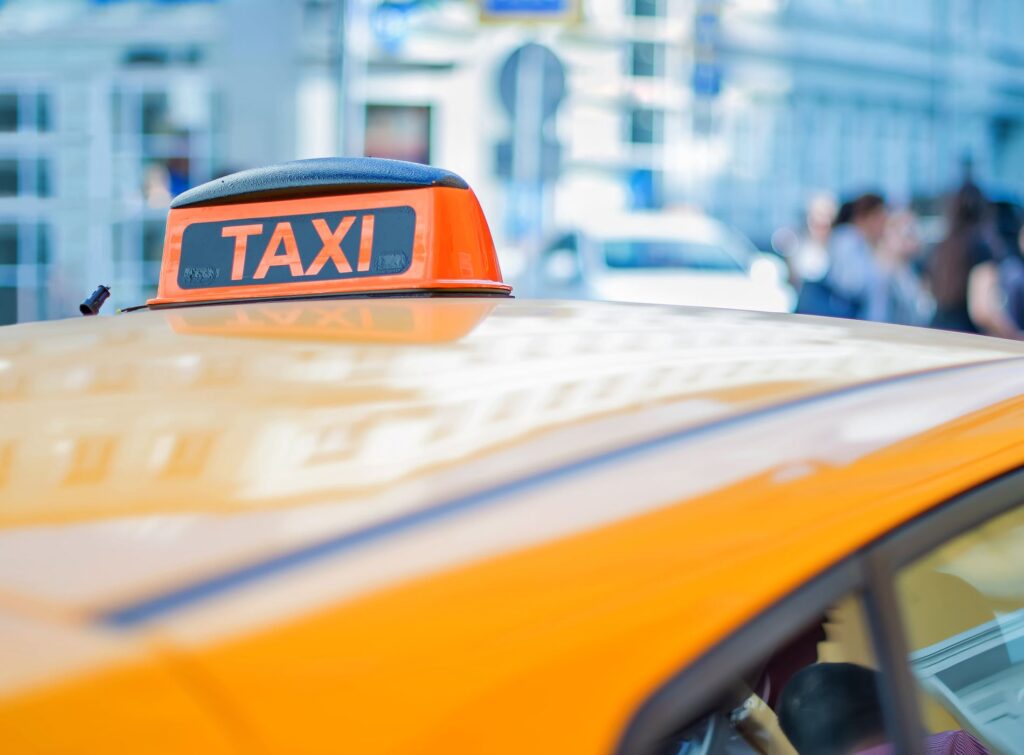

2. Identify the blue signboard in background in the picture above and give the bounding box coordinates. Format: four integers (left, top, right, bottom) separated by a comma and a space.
371, 1, 412, 54
693, 3, 722, 99
479, 0, 576, 23
693, 62, 721, 97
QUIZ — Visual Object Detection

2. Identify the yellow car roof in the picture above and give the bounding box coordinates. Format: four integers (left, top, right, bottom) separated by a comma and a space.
2, 297, 1024, 753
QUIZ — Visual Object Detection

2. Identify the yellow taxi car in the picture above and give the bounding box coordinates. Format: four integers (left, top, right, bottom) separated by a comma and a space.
1, 158, 1023, 755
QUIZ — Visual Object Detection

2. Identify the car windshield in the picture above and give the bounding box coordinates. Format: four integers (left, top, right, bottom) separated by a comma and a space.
603, 239, 747, 272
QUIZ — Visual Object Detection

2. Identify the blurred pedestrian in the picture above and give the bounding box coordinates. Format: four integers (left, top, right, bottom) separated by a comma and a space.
833, 199, 855, 227
797, 192, 888, 321
999, 220, 1024, 331
784, 192, 837, 289
927, 182, 1022, 338
877, 209, 934, 327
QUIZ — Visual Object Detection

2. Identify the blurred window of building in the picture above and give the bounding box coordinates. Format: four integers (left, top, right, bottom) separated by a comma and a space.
121, 42, 205, 67
303, 0, 335, 32
35, 93, 51, 132
991, 116, 1024, 187
0, 91, 51, 133
0, 224, 15, 266
35, 158, 52, 198
123, 47, 170, 66
0, 95, 16, 132
36, 223, 50, 267
0, 221, 53, 325
142, 91, 170, 134
0, 288, 15, 326
629, 42, 661, 77
0, 160, 16, 197
0, 157, 53, 198
122, 45, 203, 68
364, 104, 432, 165
629, 107, 661, 144
631, 0, 661, 18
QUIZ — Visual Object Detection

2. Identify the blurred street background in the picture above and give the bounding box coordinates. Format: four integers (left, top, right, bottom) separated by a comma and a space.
2, 0, 1024, 336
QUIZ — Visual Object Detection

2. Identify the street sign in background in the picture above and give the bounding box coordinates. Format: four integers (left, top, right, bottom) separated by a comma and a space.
495, 42, 565, 183
494, 42, 566, 288
498, 42, 565, 121
693, 1, 722, 135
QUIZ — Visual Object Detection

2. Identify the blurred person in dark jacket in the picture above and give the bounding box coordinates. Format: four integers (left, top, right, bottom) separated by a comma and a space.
927, 182, 1022, 338
1000, 219, 1024, 331
797, 193, 889, 321
878, 209, 934, 327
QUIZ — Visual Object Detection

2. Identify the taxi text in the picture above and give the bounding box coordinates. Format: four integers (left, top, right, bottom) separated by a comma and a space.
220, 214, 376, 281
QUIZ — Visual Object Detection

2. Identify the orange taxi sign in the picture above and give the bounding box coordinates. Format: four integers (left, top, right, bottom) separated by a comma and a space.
148, 158, 511, 307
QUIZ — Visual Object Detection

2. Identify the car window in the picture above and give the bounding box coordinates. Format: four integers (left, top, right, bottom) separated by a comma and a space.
638, 590, 893, 755
894, 501, 1024, 754
603, 239, 747, 272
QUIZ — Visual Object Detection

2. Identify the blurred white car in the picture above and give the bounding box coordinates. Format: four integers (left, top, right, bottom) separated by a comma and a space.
533, 211, 795, 312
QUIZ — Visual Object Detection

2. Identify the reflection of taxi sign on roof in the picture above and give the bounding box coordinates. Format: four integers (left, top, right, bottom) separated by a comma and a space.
149, 157, 510, 307
165, 298, 498, 344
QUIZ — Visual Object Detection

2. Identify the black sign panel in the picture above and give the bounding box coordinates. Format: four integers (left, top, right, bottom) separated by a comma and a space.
177, 205, 416, 290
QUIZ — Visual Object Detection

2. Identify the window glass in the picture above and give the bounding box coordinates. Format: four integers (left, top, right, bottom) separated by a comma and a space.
0, 159, 51, 197
632, 0, 659, 16
0, 224, 16, 265
630, 42, 660, 77
364, 105, 432, 165
303, 0, 334, 33
35, 93, 51, 132
0, 287, 15, 326
0, 93, 51, 132
0, 160, 16, 196
35, 158, 52, 198
641, 591, 893, 755
630, 107, 661, 144
141, 91, 171, 135
36, 223, 51, 265
895, 503, 1024, 754
0, 94, 16, 132
604, 239, 746, 271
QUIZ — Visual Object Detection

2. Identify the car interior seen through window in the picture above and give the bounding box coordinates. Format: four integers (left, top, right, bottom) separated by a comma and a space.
646, 496, 1024, 755
895, 502, 1024, 754
652, 591, 892, 755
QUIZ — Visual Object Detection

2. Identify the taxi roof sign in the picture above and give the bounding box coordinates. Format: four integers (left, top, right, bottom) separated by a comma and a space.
149, 157, 510, 308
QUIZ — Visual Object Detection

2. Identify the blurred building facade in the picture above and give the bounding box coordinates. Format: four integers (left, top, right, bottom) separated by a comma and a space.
702, 0, 1024, 241
364, 0, 1024, 247
2, 0, 1024, 321
0, 0, 332, 318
